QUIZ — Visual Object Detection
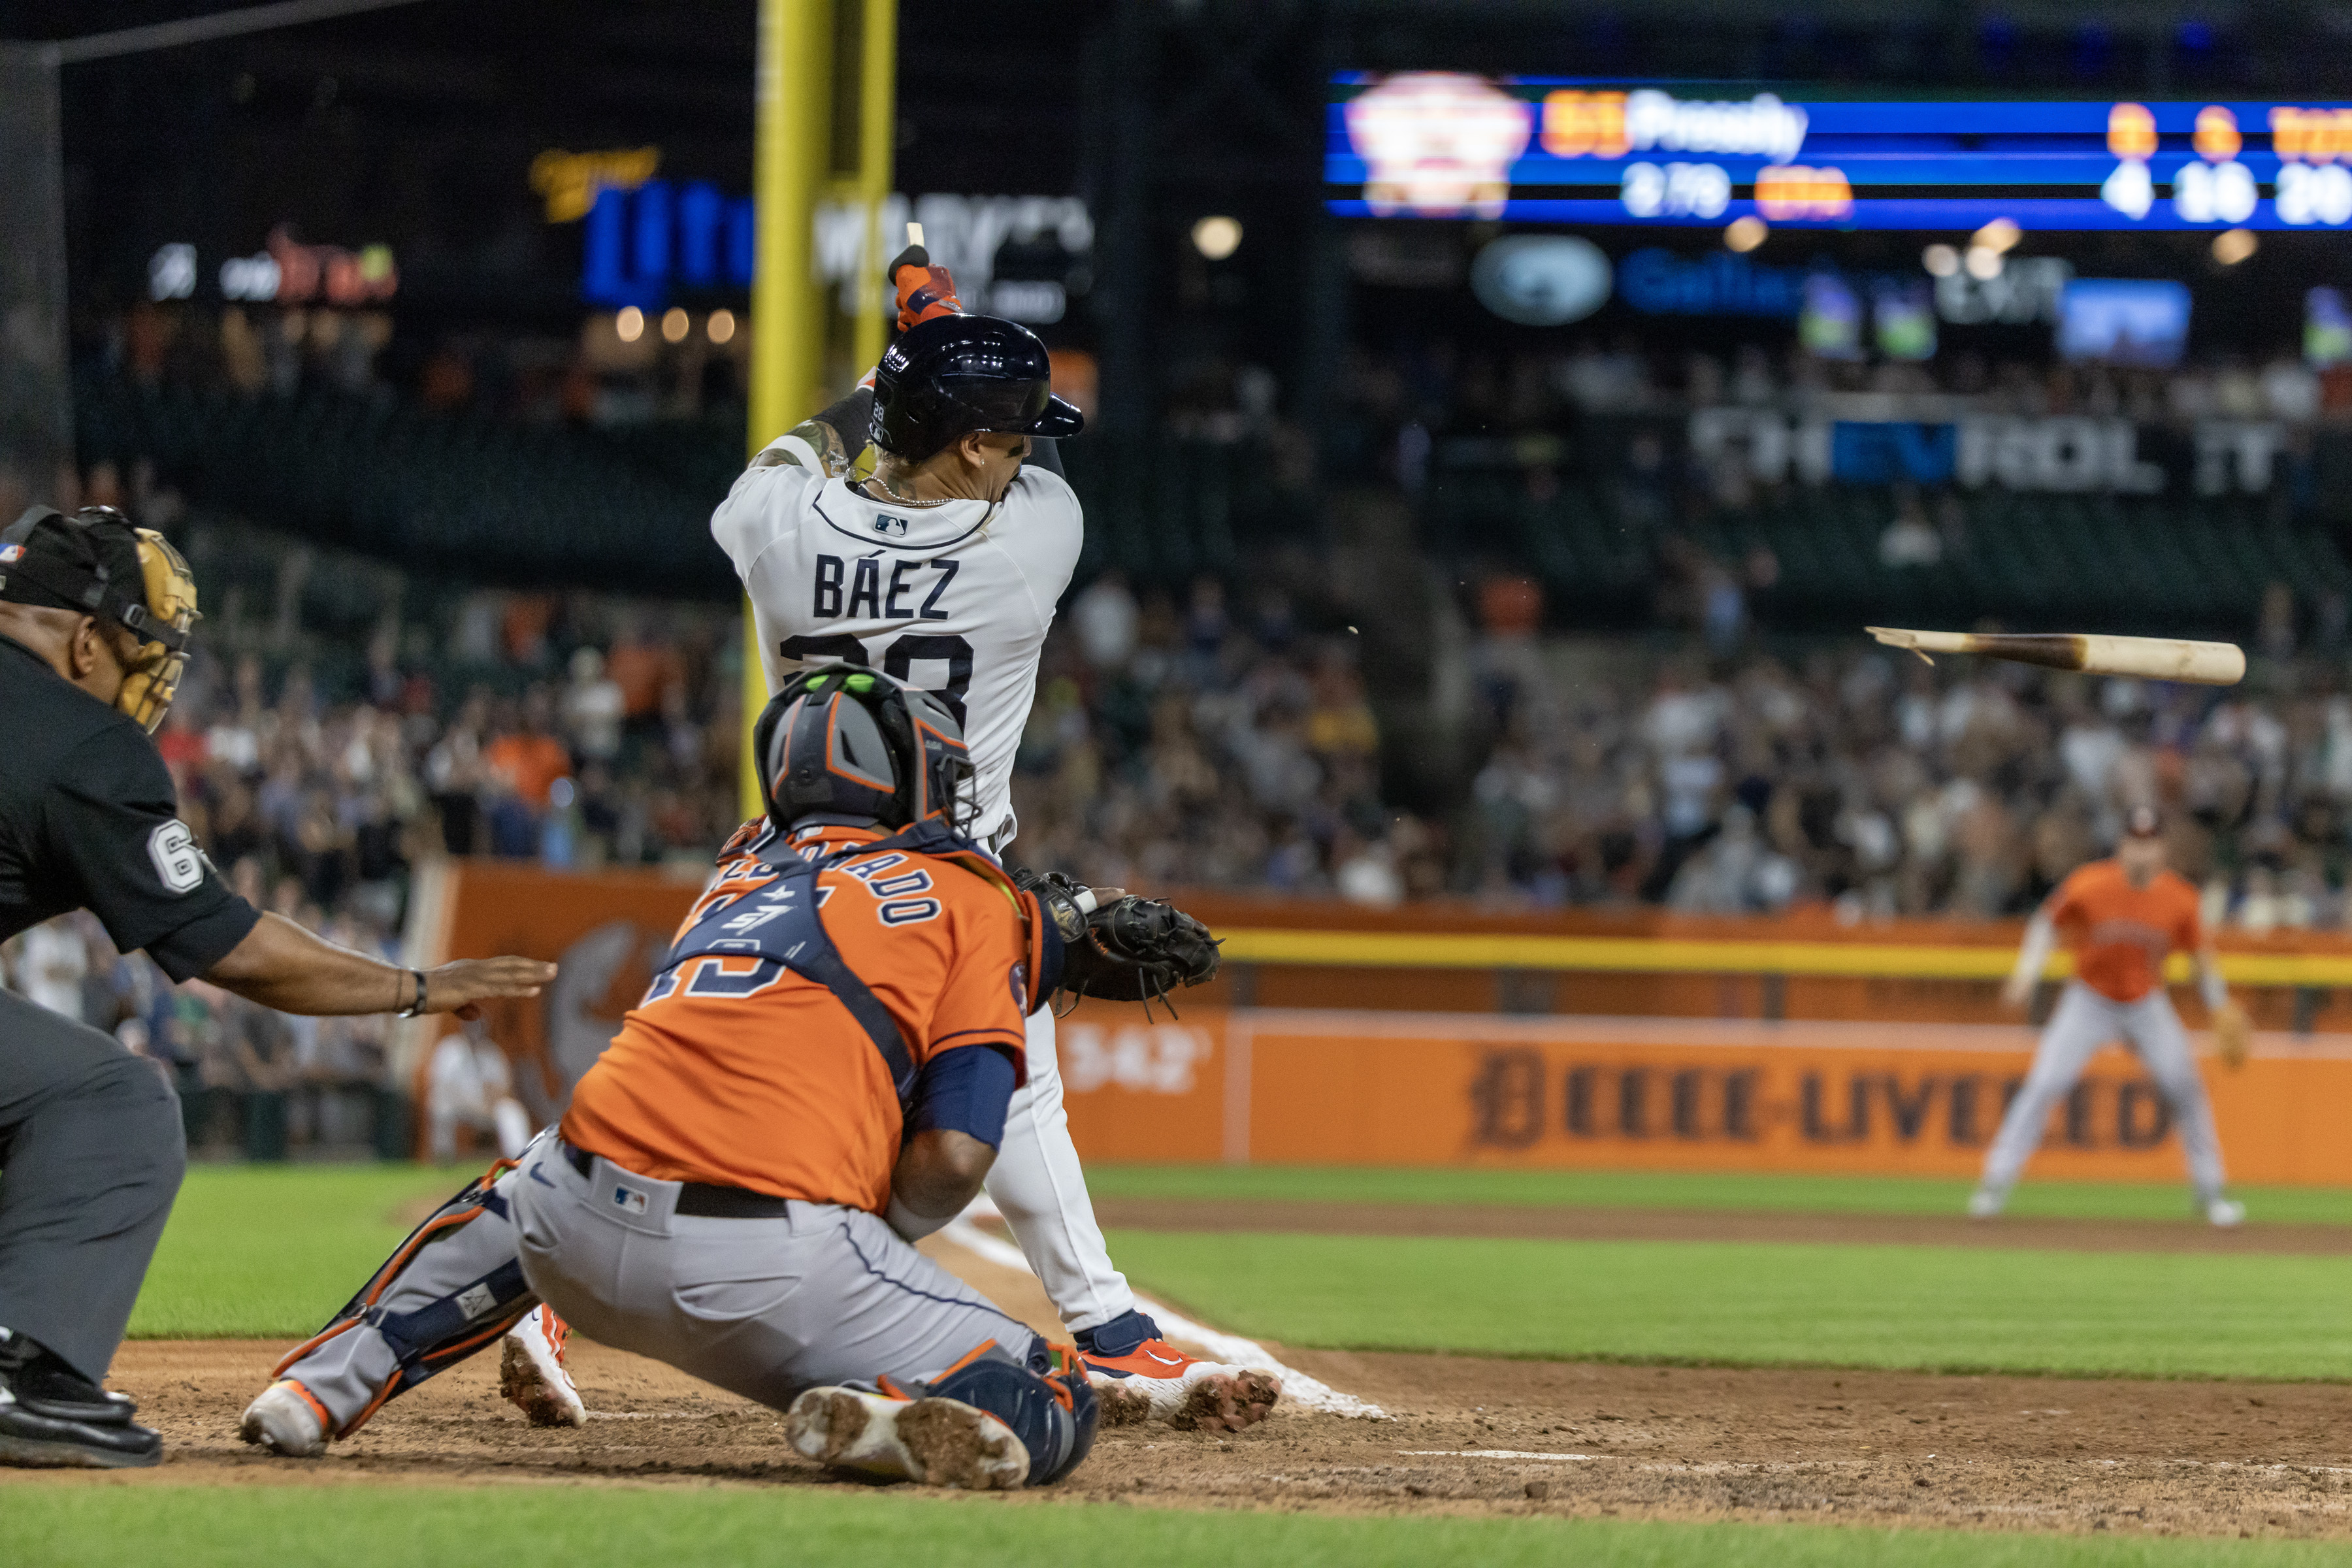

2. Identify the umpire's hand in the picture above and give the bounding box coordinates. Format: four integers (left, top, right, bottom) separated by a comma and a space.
419, 957, 561, 1021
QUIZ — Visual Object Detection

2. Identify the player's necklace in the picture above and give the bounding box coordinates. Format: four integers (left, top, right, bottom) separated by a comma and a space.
865, 472, 944, 507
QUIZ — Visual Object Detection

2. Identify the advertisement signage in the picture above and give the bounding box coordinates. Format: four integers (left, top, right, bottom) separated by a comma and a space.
1329, 75, 2352, 232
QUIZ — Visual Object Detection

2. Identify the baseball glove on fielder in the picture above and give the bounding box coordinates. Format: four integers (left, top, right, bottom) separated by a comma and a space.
1015, 870, 1221, 1016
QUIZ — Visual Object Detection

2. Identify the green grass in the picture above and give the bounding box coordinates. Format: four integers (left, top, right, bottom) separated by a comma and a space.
1108, 1230, 2352, 1380
1088, 1165, 2352, 1225
8, 1484, 2346, 1568
131, 1164, 472, 1339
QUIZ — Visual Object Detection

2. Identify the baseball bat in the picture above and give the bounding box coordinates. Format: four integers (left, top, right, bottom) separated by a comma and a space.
1864, 626, 2245, 685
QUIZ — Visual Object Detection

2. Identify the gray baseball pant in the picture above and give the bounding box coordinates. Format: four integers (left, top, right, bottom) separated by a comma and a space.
510, 1143, 1039, 1411
1980, 980, 2227, 1201
0, 985, 187, 1384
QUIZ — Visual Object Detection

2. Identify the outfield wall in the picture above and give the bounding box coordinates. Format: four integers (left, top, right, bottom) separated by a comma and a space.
410, 862, 2352, 1180
1053, 1008, 2352, 1184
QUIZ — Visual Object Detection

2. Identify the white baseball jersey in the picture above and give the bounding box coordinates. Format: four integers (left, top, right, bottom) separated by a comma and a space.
713, 447, 1082, 846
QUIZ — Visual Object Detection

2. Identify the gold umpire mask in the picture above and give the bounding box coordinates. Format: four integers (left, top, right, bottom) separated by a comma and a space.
0, 506, 200, 734
118, 528, 200, 734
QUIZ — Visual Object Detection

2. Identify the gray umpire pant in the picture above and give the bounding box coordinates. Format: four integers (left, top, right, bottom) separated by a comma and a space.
510, 1143, 1038, 1412
0, 985, 187, 1383
1981, 980, 2227, 1201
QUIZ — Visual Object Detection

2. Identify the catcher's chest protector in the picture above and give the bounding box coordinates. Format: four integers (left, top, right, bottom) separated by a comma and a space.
657, 844, 919, 1109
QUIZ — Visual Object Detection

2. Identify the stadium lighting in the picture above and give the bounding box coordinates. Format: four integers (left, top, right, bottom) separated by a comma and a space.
661, 306, 691, 343
707, 309, 736, 344
615, 306, 645, 342
1972, 217, 2021, 253
1963, 245, 2003, 280
1723, 216, 1768, 252
1191, 215, 1243, 260
2213, 227, 2258, 265
1921, 243, 1960, 277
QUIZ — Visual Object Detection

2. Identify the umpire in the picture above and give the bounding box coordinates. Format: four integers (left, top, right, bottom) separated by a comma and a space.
0, 505, 555, 1468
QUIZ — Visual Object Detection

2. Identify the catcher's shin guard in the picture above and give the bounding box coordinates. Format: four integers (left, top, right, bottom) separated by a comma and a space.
907, 1341, 1098, 1486
272, 1160, 537, 1438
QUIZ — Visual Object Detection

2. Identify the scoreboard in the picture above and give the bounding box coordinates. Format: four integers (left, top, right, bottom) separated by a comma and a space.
1326, 74, 2352, 232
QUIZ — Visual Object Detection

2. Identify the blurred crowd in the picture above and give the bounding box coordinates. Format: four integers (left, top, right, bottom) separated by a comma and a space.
1010, 567, 2352, 930
0, 504, 744, 1159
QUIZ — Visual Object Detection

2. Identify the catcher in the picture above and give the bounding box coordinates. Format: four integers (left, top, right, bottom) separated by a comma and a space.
1971, 805, 2251, 1226
240, 670, 1245, 1482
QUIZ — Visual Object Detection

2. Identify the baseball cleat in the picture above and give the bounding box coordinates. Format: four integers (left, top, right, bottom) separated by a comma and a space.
2206, 1197, 2247, 1228
0, 1343, 160, 1470
1075, 1311, 1281, 1431
499, 1305, 586, 1428
786, 1386, 1028, 1490
238, 1379, 329, 1458
1966, 1188, 2004, 1220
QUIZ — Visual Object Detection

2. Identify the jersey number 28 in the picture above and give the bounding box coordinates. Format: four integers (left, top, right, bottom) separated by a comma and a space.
777, 632, 973, 726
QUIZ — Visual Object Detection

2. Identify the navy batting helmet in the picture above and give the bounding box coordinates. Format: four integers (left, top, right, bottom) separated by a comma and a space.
871, 314, 1085, 463
754, 666, 975, 833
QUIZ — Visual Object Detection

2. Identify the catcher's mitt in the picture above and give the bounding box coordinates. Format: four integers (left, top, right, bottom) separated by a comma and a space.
1015, 870, 1221, 1016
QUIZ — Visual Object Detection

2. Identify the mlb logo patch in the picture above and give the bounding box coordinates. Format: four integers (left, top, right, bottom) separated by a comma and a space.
875, 514, 909, 536
0, 544, 20, 564
612, 1184, 649, 1215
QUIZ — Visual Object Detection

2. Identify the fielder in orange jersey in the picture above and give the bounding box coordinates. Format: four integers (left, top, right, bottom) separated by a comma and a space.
242, 668, 1239, 1486
1971, 805, 2251, 1226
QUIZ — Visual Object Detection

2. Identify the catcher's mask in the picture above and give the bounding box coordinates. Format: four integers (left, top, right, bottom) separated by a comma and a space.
1, 505, 199, 734
754, 666, 974, 834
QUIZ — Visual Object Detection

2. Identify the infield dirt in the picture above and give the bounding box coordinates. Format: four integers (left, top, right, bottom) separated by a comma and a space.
20, 1207, 2352, 1543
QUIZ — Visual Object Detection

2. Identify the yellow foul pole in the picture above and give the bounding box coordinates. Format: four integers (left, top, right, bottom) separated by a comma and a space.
742, 0, 897, 819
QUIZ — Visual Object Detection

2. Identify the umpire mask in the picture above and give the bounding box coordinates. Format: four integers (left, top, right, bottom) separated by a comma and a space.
0, 506, 200, 733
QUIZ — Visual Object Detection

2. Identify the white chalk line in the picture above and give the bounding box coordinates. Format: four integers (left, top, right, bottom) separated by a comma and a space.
1400, 1449, 1598, 1462
940, 1214, 1387, 1420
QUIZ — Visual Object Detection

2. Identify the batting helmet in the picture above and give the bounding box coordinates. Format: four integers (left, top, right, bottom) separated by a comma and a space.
753, 666, 975, 834
871, 314, 1085, 463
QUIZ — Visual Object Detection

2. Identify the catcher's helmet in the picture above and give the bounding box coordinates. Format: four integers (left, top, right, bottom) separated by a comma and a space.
871, 314, 1085, 463
754, 666, 975, 833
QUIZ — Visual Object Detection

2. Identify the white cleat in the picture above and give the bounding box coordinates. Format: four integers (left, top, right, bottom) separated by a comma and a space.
239, 1380, 329, 1458
2207, 1198, 2247, 1228
499, 1305, 586, 1428
785, 1387, 1028, 1490
1967, 1188, 2004, 1220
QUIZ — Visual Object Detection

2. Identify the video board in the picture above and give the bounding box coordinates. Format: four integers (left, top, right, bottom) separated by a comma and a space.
1326, 74, 2352, 231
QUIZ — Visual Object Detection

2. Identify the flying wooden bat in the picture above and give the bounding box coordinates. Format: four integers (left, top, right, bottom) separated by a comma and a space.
1865, 627, 2245, 685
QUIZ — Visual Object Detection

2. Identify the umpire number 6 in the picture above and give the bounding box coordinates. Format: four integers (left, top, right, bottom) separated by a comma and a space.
148, 821, 204, 894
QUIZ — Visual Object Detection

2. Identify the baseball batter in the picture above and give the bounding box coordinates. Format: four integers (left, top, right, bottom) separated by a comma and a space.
1970, 805, 2249, 1226
711, 251, 1261, 1399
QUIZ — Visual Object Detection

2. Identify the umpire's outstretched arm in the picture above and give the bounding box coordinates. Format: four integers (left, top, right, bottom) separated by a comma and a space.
204, 912, 554, 1019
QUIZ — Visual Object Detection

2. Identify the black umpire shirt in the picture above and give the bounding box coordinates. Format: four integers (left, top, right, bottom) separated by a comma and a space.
0, 632, 259, 983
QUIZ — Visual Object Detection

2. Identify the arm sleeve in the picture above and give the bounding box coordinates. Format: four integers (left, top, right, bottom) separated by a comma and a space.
906, 1042, 1019, 1147
44, 725, 261, 981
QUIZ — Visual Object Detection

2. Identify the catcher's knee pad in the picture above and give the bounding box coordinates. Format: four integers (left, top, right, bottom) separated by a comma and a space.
275, 1160, 536, 1418
921, 1342, 1098, 1486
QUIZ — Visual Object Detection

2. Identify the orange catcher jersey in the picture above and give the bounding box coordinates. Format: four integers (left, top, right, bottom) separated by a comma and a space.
561, 821, 1033, 1212
2048, 858, 2202, 1004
